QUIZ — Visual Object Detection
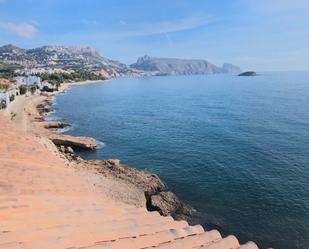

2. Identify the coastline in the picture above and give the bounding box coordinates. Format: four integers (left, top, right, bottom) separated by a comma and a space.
14, 79, 196, 222
0, 78, 260, 248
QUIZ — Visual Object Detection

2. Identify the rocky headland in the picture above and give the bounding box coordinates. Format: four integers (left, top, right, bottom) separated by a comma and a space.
130, 55, 241, 76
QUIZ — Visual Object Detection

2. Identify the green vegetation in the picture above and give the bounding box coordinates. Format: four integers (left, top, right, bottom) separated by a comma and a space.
19, 85, 27, 95
39, 71, 103, 87
30, 85, 37, 94
0, 63, 23, 80
0, 100, 6, 109
9, 95, 15, 102
10, 111, 17, 120
0, 84, 9, 90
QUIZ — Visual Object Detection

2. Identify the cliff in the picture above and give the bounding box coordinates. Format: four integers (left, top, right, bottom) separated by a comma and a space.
130, 55, 224, 76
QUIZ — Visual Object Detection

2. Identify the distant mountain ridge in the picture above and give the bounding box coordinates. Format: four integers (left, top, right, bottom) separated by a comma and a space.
0, 44, 133, 77
0, 44, 241, 77
130, 55, 240, 75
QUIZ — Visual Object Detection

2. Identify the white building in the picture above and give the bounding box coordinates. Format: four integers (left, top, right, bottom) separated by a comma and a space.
0, 90, 9, 109
0, 86, 18, 109
15, 76, 42, 88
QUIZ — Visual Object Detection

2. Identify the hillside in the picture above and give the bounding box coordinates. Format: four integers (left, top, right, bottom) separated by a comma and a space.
0, 44, 135, 77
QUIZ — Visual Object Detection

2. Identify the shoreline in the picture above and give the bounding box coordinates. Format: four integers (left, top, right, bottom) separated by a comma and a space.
56, 79, 106, 94
18, 79, 196, 222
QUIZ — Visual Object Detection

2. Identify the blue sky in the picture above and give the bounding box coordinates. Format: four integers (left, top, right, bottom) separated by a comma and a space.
0, 0, 309, 71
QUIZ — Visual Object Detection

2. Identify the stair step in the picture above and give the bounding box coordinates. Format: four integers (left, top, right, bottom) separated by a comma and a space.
0, 242, 22, 249
1, 208, 162, 231
90, 225, 205, 249
1, 217, 188, 248
19, 220, 188, 249
146, 230, 222, 249
0, 203, 148, 223
238, 242, 258, 249
194, 235, 240, 249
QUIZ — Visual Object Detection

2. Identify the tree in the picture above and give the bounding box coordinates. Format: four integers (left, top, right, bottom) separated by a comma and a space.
30, 85, 36, 94
19, 85, 27, 95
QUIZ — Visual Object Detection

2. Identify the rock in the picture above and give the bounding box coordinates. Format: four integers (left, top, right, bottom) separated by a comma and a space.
44, 121, 70, 129
59, 145, 66, 153
148, 191, 193, 220
36, 100, 53, 116
107, 159, 121, 167
67, 146, 74, 154
80, 159, 194, 222
50, 134, 97, 150
238, 71, 257, 76
86, 160, 165, 195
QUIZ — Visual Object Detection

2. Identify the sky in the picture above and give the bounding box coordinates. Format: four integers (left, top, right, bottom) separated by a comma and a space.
0, 0, 309, 71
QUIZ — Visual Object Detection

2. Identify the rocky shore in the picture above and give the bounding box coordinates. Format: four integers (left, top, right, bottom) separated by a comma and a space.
22, 83, 196, 223
0, 80, 259, 249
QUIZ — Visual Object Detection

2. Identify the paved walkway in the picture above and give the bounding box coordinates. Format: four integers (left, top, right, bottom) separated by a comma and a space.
0, 114, 258, 249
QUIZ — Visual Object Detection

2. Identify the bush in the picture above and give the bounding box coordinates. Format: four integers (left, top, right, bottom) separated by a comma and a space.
42, 86, 54, 92
10, 111, 17, 120
30, 85, 37, 94
9, 95, 15, 102
0, 100, 7, 109
19, 85, 27, 95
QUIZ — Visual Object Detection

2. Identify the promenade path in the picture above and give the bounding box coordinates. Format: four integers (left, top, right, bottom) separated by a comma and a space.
0, 113, 258, 249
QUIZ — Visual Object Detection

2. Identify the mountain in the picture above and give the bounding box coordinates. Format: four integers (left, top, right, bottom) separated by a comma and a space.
130, 55, 225, 76
0, 44, 135, 77
222, 63, 241, 74
0, 44, 26, 54
0, 44, 241, 78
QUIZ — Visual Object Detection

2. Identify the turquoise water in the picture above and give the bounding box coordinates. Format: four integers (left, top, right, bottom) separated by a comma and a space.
51, 73, 309, 249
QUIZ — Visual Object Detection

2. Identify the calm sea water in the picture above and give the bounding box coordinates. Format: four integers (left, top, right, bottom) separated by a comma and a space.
51, 72, 309, 249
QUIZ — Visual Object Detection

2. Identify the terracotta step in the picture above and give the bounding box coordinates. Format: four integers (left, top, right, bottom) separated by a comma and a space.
0, 201, 146, 222
0, 242, 22, 249
194, 235, 240, 249
89, 225, 205, 249
1, 210, 166, 235
1, 214, 187, 245
145, 230, 222, 249
238, 242, 259, 249
12, 220, 189, 249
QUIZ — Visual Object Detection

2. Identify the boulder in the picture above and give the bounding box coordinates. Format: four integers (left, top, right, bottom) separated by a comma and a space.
44, 121, 70, 129
107, 159, 121, 167
50, 134, 97, 150
67, 146, 74, 154
148, 191, 193, 220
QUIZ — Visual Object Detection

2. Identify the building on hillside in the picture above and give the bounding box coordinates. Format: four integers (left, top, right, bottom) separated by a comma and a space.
0, 90, 9, 109
15, 75, 42, 89
0, 85, 18, 109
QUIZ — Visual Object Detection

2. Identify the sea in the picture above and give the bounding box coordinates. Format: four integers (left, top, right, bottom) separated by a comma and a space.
49, 72, 309, 249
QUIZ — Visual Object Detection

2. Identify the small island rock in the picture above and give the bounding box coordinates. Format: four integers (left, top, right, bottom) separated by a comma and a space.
238, 71, 257, 76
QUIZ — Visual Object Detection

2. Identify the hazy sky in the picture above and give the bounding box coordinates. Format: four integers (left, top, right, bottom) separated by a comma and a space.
0, 0, 309, 71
